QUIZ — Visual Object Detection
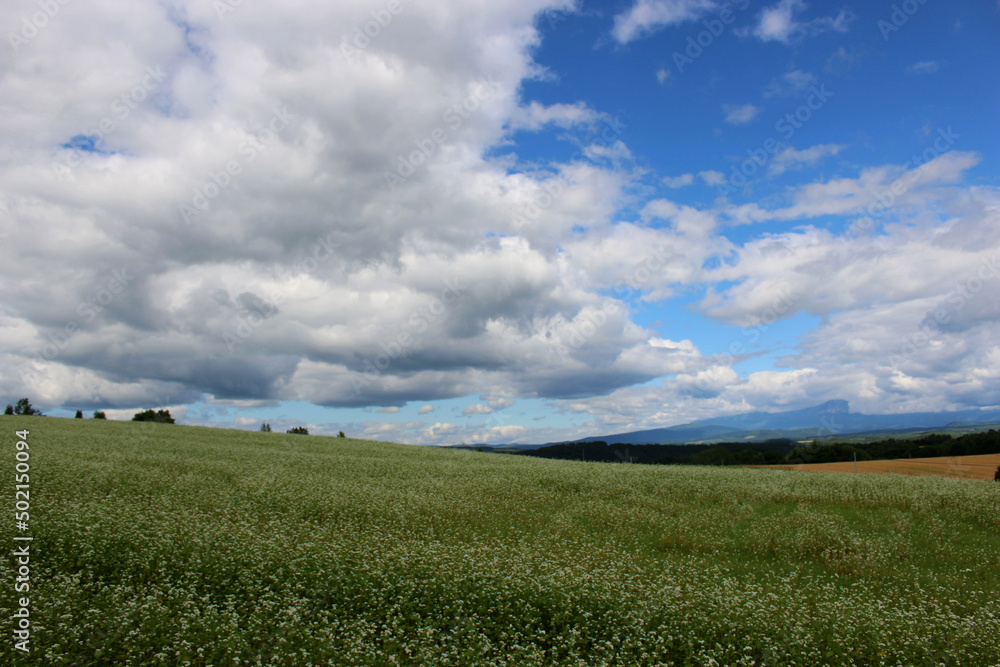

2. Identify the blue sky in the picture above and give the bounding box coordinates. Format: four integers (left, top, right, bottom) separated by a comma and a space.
2, 0, 999, 444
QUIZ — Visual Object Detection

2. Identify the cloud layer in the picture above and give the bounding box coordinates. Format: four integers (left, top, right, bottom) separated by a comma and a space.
1, 0, 997, 445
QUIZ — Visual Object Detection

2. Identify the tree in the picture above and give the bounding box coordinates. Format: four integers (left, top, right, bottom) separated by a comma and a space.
338, 431, 346, 438
3, 405, 12, 415
92, 411, 107, 420
75, 410, 84, 418
132, 409, 175, 424
995, 465, 1000, 482
260, 423, 272, 432
287, 426, 309, 435
11, 398, 42, 416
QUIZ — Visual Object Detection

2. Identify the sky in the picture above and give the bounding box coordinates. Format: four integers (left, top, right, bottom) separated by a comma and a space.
1, 0, 999, 445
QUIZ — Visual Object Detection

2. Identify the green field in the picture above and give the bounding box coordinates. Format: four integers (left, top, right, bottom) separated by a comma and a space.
3, 416, 999, 666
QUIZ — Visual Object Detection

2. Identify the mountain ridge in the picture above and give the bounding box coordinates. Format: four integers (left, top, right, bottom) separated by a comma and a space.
544, 400, 1000, 446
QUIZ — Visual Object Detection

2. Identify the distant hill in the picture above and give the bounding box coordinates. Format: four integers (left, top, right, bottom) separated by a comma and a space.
543, 400, 1000, 446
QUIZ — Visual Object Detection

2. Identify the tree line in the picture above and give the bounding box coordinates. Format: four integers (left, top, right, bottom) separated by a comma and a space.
3, 397, 346, 437
515, 429, 1000, 468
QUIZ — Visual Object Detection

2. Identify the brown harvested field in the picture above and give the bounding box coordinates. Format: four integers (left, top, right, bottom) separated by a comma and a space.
763, 452, 1000, 481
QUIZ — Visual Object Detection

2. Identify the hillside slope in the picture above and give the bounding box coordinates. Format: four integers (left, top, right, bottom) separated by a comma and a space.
2, 416, 999, 666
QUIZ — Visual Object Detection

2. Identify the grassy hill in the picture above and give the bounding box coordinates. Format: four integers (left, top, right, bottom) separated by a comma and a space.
2, 416, 999, 666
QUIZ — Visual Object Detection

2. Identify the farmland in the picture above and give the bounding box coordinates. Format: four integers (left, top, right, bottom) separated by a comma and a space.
767, 453, 1000, 481
2, 416, 1000, 666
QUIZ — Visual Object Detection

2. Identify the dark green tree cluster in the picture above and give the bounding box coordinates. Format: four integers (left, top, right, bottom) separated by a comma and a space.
92, 411, 107, 419
855, 430, 1000, 460
75, 410, 84, 418
4, 398, 43, 416
689, 446, 782, 466
520, 439, 794, 465
518, 429, 1000, 468
785, 441, 871, 465
266, 425, 342, 436
132, 409, 175, 424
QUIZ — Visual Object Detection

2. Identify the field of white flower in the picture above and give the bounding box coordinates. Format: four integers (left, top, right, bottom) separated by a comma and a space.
2, 416, 999, 666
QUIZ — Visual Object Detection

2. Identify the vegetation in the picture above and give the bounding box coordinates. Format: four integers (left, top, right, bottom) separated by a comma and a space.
131, 409, 175, 424
286, 426, 309, 435
518, 439, 796, 465
260, 422, 272, 432
784, 441, 871, 464
521, 429, 1000, 468
1, 416, 998, 665
4, 397, 43, 416
74, 410, 83, 419
859, 430, 1000, 459
92, 410, 107, 420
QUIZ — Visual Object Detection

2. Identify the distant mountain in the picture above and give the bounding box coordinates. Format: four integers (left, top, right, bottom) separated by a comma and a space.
549, 400, 1000, 446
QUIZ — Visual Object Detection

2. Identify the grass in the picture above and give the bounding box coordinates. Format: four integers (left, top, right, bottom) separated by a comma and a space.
2, 415, 999, 666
